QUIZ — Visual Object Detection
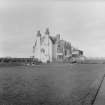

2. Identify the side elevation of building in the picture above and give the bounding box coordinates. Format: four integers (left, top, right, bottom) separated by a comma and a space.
33, 28, 83, 63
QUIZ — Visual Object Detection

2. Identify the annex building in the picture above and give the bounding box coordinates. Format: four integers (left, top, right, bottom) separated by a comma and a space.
33, 28, 83, 63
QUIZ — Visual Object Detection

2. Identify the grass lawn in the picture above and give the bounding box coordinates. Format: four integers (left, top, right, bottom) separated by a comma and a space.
0, 63, 105, 105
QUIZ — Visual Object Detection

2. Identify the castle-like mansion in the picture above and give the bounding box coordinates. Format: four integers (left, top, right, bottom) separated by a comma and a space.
33, 28, 83, 63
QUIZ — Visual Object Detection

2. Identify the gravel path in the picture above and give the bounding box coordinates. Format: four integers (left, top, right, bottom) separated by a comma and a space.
94, 75, 105, 105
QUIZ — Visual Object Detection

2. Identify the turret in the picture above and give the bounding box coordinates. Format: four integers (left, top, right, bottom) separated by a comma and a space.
36, 30, 41, 37
45, 28, 50, 35
35, 30, 41, 61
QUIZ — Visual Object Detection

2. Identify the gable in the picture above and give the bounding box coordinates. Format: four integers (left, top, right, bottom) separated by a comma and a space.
49, 36, 57, 44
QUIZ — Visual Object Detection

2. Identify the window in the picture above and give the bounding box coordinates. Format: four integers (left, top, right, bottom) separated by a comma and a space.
57, 48, 63, 53
58, 44, 60, 47
57, 55, 63, 60
65, 50, 67, 56
41, 48, 45, 53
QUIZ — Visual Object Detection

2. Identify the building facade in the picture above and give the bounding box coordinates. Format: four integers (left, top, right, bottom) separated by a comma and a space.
33, 28, 83, 63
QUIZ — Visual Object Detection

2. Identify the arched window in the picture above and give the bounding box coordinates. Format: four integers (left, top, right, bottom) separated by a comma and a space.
41, 48, 45, 53
65, 50, 67, 56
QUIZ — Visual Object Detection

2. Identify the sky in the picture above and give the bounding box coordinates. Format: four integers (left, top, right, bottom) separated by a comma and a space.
0, 0, 105, 57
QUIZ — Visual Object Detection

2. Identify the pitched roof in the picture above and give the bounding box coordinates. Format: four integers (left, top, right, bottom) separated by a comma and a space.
49, 36, 57, 44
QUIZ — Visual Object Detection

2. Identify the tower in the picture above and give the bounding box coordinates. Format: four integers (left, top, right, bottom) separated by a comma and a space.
45, 28, 50, 62
37, 30, 41, 37
35, 30, 41, 61
45, 28, 50, 35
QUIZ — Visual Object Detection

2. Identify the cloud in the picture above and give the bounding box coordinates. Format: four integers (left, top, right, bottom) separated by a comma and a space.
0, 1, 105, 57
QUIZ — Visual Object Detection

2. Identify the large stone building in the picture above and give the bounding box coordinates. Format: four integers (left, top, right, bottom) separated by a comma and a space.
33, 28, 83, 63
